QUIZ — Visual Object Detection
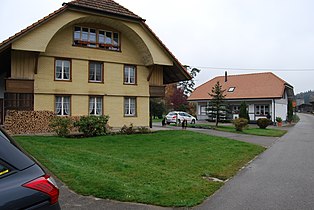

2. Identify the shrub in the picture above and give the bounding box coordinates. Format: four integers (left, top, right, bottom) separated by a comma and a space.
49, 116, 73, 137
276, 117, 282, 123
74, 115, 110, 137
257, 118, 271, 129
137, 126, 151, 134
120, 124, 136, 135
292, 114, 300, 123
233, 118, 248, 131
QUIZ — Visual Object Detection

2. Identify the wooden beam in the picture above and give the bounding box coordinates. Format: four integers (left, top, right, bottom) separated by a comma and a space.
34, 52, 39, 74
147, 65, 155, 81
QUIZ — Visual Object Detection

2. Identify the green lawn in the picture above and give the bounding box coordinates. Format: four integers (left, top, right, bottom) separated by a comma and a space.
186, 124, 287, 137
15, 131, 264, 207
215, 126, 287, 137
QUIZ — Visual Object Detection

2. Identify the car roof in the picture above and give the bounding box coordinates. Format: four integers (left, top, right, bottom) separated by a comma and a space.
0, 129, 34, 170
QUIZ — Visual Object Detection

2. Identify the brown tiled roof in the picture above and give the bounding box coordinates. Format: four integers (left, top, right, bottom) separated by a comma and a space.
189, 72, 292, 101
0, 0, 143, 50
65, 0, 143, 20
0, 0, 190, 82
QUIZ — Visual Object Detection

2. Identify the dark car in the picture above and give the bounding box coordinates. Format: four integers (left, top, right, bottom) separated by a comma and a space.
0, 128, 60, 210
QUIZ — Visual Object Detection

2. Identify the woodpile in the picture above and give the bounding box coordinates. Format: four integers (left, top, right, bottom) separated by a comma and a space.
4, 110, 55, 135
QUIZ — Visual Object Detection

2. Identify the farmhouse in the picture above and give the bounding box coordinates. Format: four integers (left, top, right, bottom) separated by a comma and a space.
188, 72, 294, 122
0, 0, 190, 128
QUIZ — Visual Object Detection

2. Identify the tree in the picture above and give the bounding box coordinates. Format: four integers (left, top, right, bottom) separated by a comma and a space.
171, 87, 188, 111
208, 81, 226, 127
164, 66, 200, 113
150, 98, 165, 119
287, 100, 293, 122
239, 101, 250, 122
178, 66, 201, 96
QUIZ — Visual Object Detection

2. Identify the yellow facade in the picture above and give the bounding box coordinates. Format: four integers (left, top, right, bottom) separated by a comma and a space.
29, 11, 167, 128
7, 8, 178, 129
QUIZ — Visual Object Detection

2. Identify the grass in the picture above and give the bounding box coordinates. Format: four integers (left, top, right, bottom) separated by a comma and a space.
215, 126, 287, 137
15, 131, 264, 207
185, 124, 287, 137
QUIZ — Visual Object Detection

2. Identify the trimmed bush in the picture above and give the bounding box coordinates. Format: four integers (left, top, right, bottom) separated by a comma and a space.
233, 118, 248, 131
74, 115, 110, 137
257, 118, 271, 129
49, 116, 73, 137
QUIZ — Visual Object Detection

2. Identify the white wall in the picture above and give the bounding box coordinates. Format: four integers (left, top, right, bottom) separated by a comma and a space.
275, 97, 288, 121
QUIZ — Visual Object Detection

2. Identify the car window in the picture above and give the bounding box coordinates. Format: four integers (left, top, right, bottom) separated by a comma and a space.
179, 113, 185, 116
0, 164, 10, 177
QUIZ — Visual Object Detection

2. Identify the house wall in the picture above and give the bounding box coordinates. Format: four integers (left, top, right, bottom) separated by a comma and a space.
33, 21, 152, 128
11, 10, 173, 67
11, 51, 37, 80
194, 99, 275, 122
274, 97, 288, 121
149, 65, 163, 86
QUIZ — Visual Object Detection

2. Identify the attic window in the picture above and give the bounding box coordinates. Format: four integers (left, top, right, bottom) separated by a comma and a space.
228, 87, 235, 92
73, 26, 120, 51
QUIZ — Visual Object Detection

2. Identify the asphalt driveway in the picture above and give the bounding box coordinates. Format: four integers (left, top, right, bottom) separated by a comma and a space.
194, 113, 314, 210
152, 122, 279, 147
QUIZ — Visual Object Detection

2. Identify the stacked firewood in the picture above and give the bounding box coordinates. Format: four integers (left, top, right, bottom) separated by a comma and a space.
4, 110, 55, 135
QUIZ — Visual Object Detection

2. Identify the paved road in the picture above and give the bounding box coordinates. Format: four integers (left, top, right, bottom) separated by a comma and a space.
194, 113, 314, 210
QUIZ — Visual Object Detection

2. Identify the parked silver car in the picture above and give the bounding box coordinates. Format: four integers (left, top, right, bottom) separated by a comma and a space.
165, 111, 196, 124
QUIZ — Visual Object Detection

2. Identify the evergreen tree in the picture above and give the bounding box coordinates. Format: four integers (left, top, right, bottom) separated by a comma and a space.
239, 101, 250, 121
287, 100, 294, 122
208, 81, 226, 127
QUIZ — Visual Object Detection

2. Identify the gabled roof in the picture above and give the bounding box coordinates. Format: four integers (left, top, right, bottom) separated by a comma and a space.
0, 0, 191, 83
189, 72, 293, 101
64, 0, 144, 21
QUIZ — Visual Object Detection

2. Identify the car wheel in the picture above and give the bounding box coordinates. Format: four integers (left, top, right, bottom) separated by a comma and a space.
191, 119, 196, 124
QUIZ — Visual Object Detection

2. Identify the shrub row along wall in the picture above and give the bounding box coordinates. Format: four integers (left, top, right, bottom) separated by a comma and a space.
4, 110, 80, 135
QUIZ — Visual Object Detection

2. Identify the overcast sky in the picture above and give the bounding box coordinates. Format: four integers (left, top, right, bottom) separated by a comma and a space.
1, 0, 314, 94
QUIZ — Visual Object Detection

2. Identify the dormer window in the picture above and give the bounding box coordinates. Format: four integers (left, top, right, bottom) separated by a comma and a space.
228, 87, 235, 92
73, 26, 120, 51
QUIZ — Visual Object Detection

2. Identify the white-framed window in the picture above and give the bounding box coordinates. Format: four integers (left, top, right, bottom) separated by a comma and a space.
124, 97, 136, 116
74, 26, 120, 51
74, 27, 96, 47
255, 105, 269, 115
200, 105, 207, 115
55, 96, 70, 116
89, 62, 103, 82
55, 59, 70, 81
124, 65, 136, 84
89, 96, 103, 116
